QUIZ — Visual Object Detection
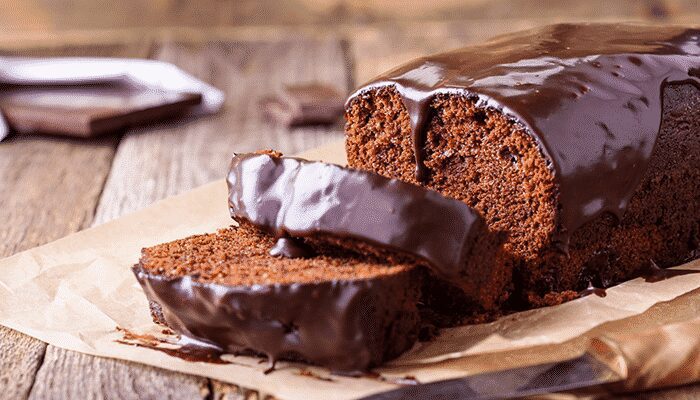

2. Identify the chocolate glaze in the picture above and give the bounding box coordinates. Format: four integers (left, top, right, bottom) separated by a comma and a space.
132, 263, 423, 373
578, 282, 607, 298
347, 23, 700, 235
116, 327, 231, 364
227, 153, 487, 288
642, 259, 700, 283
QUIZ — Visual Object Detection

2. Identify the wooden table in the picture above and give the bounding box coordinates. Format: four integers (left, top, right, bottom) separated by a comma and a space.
1, 13, 699, 399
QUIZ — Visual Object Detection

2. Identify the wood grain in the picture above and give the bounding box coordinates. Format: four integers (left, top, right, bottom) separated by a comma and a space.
93, 37, 347, 223
28, 349, 209, 400
29, 35, 349, 399
346, 16, 698, 85
348, 19, 543, 84
0, 0, 697, 31
0, 37, 150, 400
0, 327, 46, 400
0, 35, 153, 58
0, 136, 119, 400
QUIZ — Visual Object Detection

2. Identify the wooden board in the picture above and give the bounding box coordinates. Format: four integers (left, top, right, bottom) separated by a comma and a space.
0, 37, 149, 400
0, 135, 119, 400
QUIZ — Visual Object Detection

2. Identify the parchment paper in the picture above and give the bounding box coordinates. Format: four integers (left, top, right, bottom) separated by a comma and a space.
0, 140, 699, 400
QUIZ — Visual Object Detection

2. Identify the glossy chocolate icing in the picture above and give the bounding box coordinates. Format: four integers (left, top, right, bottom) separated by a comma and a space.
227, 152, 487, 287
132, 262, 422, 372
347, 23, 700, 235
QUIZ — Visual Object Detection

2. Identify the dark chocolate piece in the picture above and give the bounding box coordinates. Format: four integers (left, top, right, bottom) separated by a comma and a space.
0, 81, 201, 137
227, 152, 488, 290
347, 23, 700, 234
260, 84, 344, 126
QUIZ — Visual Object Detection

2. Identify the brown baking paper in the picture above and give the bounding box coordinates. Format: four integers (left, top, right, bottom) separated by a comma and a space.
0, 140, 699, 400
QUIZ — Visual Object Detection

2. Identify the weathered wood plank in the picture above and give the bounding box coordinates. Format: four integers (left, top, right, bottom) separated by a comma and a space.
28, 350, 210, 400
30, 35, 349, 399
346, 15, 697, 85
0, 327, 46, 400
348, 19, 543, 84
0, 37, 151, 400
0, 137, 118, 255
0, 34, 153, 58
0, 0, 696, 31
0, 135, 118, 400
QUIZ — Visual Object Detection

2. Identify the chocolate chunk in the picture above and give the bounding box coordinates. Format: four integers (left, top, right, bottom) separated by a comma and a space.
260, 84, 344, 126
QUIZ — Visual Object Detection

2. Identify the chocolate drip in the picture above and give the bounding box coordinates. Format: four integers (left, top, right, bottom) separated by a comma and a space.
132, 341, 230, 364
643, 259, 700, 283
116, 328, 230, 364
334, 370, 420, 385
298, 369, 336, 382
578, 282, 607, 298
348, 23, 700, 235
399, 92, 433, 182
226, 153, 487, 288
269, 237, 315, 258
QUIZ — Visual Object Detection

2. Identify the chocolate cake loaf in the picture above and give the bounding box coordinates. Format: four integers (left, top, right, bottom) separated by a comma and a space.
133, 23, 700, 372
345, 23, 700, 305
226, 152, 509, 309
133, 223, 424, 372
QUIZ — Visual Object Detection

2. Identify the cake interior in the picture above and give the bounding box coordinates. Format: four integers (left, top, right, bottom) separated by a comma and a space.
345, 85, 700, 306
138, 223, 416, 286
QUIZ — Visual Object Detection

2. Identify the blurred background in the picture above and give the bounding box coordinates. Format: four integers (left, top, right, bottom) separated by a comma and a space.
1, 0, 698, 84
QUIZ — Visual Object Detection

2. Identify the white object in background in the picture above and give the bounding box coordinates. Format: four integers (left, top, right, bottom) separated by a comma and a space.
0, 57, 226, 141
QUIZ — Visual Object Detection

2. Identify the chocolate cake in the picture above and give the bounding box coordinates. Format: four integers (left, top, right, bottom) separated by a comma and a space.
133, 23, 700, 372
133, 223, 424, 372
345, 23, 700, 306
226, 152, 509, 310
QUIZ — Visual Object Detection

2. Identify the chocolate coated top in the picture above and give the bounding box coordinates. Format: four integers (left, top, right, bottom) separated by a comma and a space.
133, 262, 422, 372
348, 23, 700, 234
227, 153, 486, 286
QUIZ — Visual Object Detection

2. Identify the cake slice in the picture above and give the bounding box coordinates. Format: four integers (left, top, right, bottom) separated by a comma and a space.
227, 152, 510, 310
133, 223, 424, 373
344, 23, 700, 306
